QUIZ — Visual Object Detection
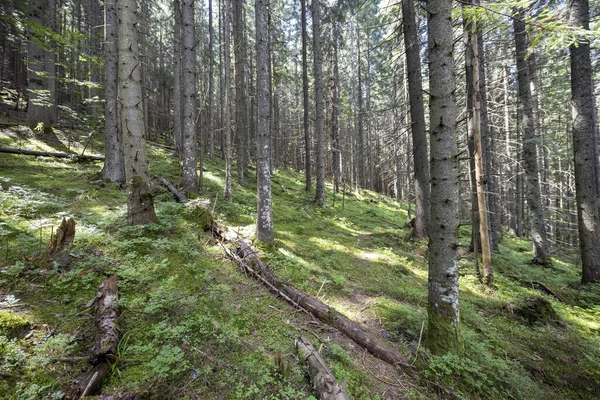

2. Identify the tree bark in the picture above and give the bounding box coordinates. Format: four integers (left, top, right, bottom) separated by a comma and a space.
102, 0, 125, 182
402, 0, 430, 239
312, 0, 326, 206
181, 0, 198, 193
426, 0, 462, 355
513, 8, 550, 266
296, 337, 350, 400
118, 0, 157, 225
255, 0, 274, 243
570, 0, 600, 283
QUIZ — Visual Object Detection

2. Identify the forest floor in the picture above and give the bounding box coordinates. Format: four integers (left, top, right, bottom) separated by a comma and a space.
0, 124, 599, 399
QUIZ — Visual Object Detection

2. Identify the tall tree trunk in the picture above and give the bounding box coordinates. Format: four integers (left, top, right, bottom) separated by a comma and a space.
208, 0, 215, 159
570, 0, 600, 283
402, 0, 430, 239
477, 30, 499, 252
426, 0, 462, 355
301, 0, 311, 192
504, 60, 517, 235
173, 0, 183, 153
255, 0, 274, 243
26, 0, 51, 127
118, 0, 157, 225
223, 0, 232, 200
513, 8, 551, 266
356, 29, 365, 190
465, 15, 493, 285
233, 0, 247, 185
312, 0, 325, 206
102, 0, 125, 182
45, 0, 57, 123
331, 35, 340, 194
181, 0, 198, 193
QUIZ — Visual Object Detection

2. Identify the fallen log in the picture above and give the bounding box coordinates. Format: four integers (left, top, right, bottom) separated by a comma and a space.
66, 364, 109, 400
155, 175, 188, 203
229, 240, 410, 368
92, 275, 120, 359
67, 276, 120, 400
296, 336, 350, 400
147, 141, 176, 151
0, 146, 104, 161
532, 281, 564, 302
89, 392, 139, 400
46, 218, 76, 268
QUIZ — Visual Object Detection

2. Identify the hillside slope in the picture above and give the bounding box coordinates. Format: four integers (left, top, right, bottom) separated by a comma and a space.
1, 126, 599, 399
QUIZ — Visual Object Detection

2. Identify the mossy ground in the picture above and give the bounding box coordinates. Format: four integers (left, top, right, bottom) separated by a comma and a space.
0, 125, 599, 399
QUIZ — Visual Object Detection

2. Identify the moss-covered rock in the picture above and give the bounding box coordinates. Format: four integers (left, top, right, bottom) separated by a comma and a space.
185, 200, 214, 231
516, 296, 560, 325
0, 310, 29, 338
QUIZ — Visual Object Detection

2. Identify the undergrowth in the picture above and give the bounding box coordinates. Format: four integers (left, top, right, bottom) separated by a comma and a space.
0, 125, 599, 399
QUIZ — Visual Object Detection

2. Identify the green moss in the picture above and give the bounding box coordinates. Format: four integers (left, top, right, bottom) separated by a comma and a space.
0, 310, 29, 337
426, 308, 463, 355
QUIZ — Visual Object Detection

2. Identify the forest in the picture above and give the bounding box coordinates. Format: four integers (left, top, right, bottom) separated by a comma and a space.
0, 0, 599, 398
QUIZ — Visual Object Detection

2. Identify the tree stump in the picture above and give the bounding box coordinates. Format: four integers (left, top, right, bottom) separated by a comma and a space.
46, 218, 75, 268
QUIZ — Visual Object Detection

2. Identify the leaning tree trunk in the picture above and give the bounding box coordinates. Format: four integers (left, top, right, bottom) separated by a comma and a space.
426, 0, 462, 355
513, 8, 550, 266
255, 0, 274, 243
402, 0, 431, 239
102, 0, 125, 182
570, 0, 600, 284
181, 0, 198, 193
118, 0, 157, 225
313, 0, 326, 206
